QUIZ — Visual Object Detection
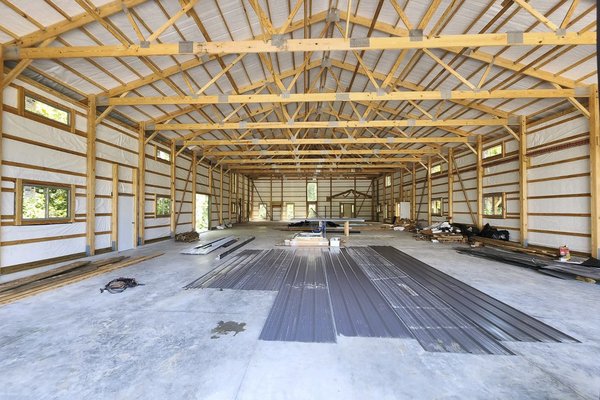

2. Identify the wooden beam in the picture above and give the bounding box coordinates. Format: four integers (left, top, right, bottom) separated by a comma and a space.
192, 152, 197, 231
447, 148, 454, 222
137, 123, 146, 246
0, 45, 3, 269
219, 156, 428, 164
204, 149, 436, 157
512, 0, 559, 32
219, 166, 223, 225
188, 136, 468, 146
476, 135, 483, 229
6, 32, 594, 60
519, 116, 529, 247
111, 164, 118, 251
107, 89, 585, 107
132, 167, 139, 248
411, 163, 416, 220
589, 84, 600, 258
2, 37, 55, 89
86, 96, 96, 256
146, 0, 198, 42
170, 141, 176, 237
11, 0, 150, 48
230, 164, 411, 170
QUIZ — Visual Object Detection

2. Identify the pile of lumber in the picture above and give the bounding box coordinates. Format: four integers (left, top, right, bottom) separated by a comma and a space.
472, 236, 557, 258
175, 231, 199, 242
417, 231, 466, 243
392, 218, 418, 232
0, 253, 163, 306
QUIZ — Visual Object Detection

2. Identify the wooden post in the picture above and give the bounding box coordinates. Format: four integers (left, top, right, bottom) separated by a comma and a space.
86, 95, 96, 256
132, 168, 138, 248
219, 165, 223, 225
399, 169, 404, 203
330, 177, 333, 218
269, 175, 273, 221
353, 176, 357, 218
111, 164, 118, 251
412, 163, 416, 220
208, 165, 213, 223
0, 46, 3, 271
137, 122, 146, 246
427, 158, 432, 225
519, 116, 529, 247
170, 141, 176, 237
476, 135, 483, 229
228, 171, 232, 224
192, 152, 197, 231
589, 84, 600, 258
344, 221, 350, 237
448, 148, 454, 222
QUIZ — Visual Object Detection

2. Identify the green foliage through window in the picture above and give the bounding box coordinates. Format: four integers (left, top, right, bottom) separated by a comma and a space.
483, 193, 505, 217
431, 164, 442, 174
258, 203, 268, 220
22, 183, 70, 221
25, 95, 70, 125
286, 203, 295, 220
307, 182, 317, 201
482, 144, 503, 159
431, 198, 442, 216
156, 196, 172, 217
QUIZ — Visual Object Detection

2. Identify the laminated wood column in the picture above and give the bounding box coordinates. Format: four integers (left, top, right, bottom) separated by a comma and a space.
0, 47, 3, 269
330, 177, 333, 218
228, 171, 232, 224
448, 148, 454, 222
86, 96, 96, 256
399, 169, 404, 203
412, 163, 416, 220
590, 84, 600, 258
219, 166, 223, 225
191, 152, 197, 231
269, 175, 272, 221
353, 176, 357, 218
519, 116, 529, 247
137, 122, 146, 246
427, 158, 432, 225
476, 135, 483, 229
170, 141, 176, 237
132, 167, 138, 248
208, 165, 213, 224
111, 164, 118, 251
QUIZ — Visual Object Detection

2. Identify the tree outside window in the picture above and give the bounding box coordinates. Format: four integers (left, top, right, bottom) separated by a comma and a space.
483, 192, 506, 218
21, 182, 71, 223
307, 182, 317, 201
156, 196, 172, 217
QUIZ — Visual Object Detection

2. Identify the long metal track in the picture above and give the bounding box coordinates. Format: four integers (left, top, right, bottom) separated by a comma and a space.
348, 247, 512, 355
260, 249, 336, 343
371, 246, 578, 344
323, 249, 413, 339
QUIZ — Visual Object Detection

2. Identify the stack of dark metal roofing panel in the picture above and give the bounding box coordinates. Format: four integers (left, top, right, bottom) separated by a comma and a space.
322, 249, 412, 339
371, 246, 578, 344
260, 249, 336, 343
348, 247, 512, 355
184, 250, 264, 289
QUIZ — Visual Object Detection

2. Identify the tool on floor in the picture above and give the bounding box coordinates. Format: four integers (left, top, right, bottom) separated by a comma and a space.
100, 277, 144, 294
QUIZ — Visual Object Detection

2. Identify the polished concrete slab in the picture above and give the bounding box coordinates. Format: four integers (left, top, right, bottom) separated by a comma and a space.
0, 222, 599, 399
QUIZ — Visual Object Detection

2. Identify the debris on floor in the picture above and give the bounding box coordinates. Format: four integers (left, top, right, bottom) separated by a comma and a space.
210, 321, 246, 339
457, 246, 600, 283
181, 236, 238, 255
391, 218, 419, 232
215, 223, 233, 230
479, 223, 510, 241
174, 231, 199, 242
100, 277, 144, 294
417, 221, 466, 243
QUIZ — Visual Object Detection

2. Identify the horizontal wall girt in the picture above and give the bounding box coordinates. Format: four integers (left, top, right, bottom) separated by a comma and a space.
5, 32, 595, 60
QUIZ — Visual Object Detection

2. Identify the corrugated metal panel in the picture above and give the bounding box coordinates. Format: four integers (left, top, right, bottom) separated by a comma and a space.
323, 249, 412, 339
184, 250, 264, 289
260, 249, 336, 343
349, 247, 512, 355
371, 246, 578, 344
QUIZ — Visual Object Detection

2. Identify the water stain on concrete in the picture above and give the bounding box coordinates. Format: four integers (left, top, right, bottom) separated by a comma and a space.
211, 321, 246, 339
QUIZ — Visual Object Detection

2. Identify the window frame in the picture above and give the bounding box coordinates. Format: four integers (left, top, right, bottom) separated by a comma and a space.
482, 143, 504, 160
306, 181, 318, 202
307, 202, 318, 218
22, 90, 73, 130
155, 194, 172, 218
16, 179, 75, 225
431, 164, 442, 175
431, 197, 443, 217
482, 192, 506, 218
385, 175, 392, 187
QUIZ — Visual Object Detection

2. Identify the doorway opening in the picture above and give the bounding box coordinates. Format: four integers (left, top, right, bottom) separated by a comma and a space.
195, 194, 210, 232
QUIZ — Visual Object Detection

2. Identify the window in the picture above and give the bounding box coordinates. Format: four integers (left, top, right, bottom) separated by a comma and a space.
232, 174, 237, 193
482, 143, 503, 159
431, 164, 442, 174
286, 203, 295, 220
19, 180, 72, 224
483, 192, 506, 218
24, 93, 71, 126
307, 181, 317, 201
258, 203, 268, 220
377, 204, 382, 213
385, 175, 392, 187
431, 198, 443, 216
156, 195, 172, 217
156, 148, 171, 162
307, 202, 317, 218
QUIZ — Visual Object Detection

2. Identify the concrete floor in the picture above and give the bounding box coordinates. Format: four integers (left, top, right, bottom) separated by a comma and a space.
0, 222, 599, 400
